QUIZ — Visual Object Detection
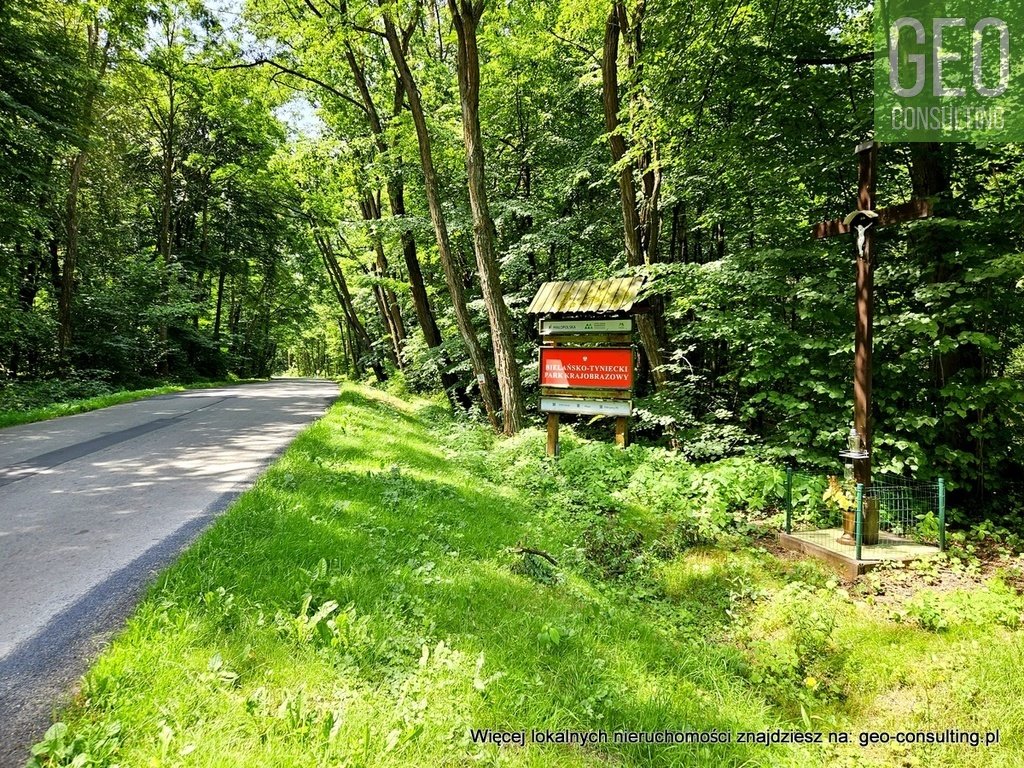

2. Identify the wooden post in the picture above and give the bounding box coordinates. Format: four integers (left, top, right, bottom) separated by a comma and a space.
813, 142, 934, 490
614, 416, 629, 448
546, 413, 560, 457
853, 141, 876, 488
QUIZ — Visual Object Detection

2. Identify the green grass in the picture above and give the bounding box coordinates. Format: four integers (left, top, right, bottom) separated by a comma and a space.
0, 378, 265, 429
30, 384, 1024, 767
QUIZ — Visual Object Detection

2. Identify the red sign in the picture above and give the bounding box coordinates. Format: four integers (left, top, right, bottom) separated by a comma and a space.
540, 347, 633, 390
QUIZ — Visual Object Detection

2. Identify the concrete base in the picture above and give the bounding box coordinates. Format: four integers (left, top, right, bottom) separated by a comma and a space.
779, 528, 940, 580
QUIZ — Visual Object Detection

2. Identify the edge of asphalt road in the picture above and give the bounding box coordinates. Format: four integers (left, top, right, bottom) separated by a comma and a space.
0, 382, 339, 767
0, 379, 271, 435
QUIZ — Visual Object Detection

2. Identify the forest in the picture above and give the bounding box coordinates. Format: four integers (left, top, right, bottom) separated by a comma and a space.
2, 0, 1023, 514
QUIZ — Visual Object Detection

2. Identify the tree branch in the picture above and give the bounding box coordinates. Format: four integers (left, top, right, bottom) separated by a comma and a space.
795, 52, 872, 66
401, 13, 417, 50
351, 20, 386, 38
548, 29, 600, 65
212, 58, 367, 113
513, 546, 559, 566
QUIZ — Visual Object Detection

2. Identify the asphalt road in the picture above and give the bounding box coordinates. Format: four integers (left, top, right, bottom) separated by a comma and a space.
0, 379, 338, 764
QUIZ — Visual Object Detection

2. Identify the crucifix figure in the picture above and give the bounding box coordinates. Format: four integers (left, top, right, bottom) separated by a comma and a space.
813, 140, 934, 487
853, 218, 874, 260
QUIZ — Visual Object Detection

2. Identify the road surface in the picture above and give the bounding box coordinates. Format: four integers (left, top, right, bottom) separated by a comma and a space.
0, 379, 337, 764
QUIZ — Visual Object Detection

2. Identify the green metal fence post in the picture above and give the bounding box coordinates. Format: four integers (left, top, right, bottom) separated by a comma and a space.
855, 483, 864, 561
785, 467, 793, 534
938, 477, 946, 551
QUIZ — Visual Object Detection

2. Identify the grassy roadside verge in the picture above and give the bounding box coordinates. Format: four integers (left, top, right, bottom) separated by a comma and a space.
29, 384, 1024, 767
0, 378, 266, 429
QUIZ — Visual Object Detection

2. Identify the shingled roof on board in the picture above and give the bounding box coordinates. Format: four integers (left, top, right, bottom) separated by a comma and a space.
526, 276, 645, 315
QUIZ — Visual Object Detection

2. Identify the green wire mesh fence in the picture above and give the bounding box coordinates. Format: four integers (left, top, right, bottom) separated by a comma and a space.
782, 468, 945, 562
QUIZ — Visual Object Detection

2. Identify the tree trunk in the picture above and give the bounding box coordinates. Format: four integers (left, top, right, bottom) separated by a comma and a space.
195, 177, 210, 331
344, 42, 468, 404
213, 263, 227, 341
337, 318, 352, 377
155, 60, 176, 376
59, 150, 87, 354
389, 173, 442, 347
359, 193, 406, 365
369, 276, 401, 368
58, 21, 110, 354
602, 1, 669, 390
668, 202, 679, 263
448, 0, 525, 435
388, 169, 470, 405
910, 143, 959, 384
313, 225, 387, 382
380, 9, 501, 430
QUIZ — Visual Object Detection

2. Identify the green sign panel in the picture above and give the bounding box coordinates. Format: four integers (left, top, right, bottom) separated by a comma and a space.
539, 318, 632, 335
874, 0, 1024, 141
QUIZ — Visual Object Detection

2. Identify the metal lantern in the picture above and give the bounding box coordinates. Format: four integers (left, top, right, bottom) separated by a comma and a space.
841, 424, 861, 482
847, 425, 860, 454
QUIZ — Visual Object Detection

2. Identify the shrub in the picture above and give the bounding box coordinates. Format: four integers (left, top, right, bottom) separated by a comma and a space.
737, 582, 849, 711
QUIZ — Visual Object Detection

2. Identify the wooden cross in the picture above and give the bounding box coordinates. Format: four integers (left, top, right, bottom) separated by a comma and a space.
812, 140, 933, 486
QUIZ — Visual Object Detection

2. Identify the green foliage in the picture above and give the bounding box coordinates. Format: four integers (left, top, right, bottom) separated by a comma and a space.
27, 721, 122, 768
536, 622, 567, 650
0, 373, 116, 412
1, 0, 314, 386
480, 426, 784, 567
788, 474, 841, 530
904, 591, 949, 632
738, 582, 848, 713
912, 510, 941, 544
897, 581, 1024, 633
507, 548, 559, 585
